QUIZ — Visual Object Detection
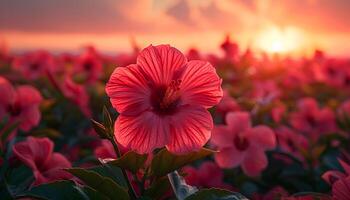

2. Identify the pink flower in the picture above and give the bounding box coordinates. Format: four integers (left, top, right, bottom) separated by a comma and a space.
251, 80, 281, 103
12, 136, 72, 186
211, 112, 276, 176
0, 76, 42, 132
94, 140, 117, 159
332, 176, 350, 200
322, 154, 350, 200
106, 44, 223, 154
252, 186, 289, 200
186, 48, 201, 61
215, 90, 240, 118
220, 35, 239, 62
60, 77, 91, 117
271, 103, 286, 123
12, 50, 55, 80
322, 155, 350, 185
73, 48, 103, 84
290, 98, 337, 140
275, 126, 308, 160
183, 161, 233, 190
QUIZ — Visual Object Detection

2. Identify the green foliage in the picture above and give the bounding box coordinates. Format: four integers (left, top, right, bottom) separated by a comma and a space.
107, 151, 148, 174
65, 168, 129, 200
22, 180, 86, 200
151, 148, 215, 177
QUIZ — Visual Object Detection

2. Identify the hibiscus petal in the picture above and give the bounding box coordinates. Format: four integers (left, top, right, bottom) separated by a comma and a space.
115, 111, 170, 154
166, 106, 213, 154
211, 125, 234, 148
13, 140, 36, 170
248, 125, 276, 150
137, 44, 187, 85
16, 86, 42, 108
43, 153, 72, 181
333, 177, 350, 200
180, 60, 223, 108
322, 170, 346, 185
19, 106, 41, 131
29, 137, 54, 166
226, 112, 251, 132
241, 148, 268, 177
215, 147, 245, 168
32, 170, 49, 186
13, 137, 53, 171
106, 64, 151, 116
0, 76, 15, 107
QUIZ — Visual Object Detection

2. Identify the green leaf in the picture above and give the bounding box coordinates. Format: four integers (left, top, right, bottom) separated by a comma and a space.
103, 106, 114, 136
6, 165, 34, 195
89, 165, 127, 188
20, 180, 86, 200
108, 151, 147, 173
1, 121, 19, 142
185, 188, 249, 200
65, 168, 129, 200
82, 186, 110, 200
91, 119, 109, 139
151, 148, 215, 177
144, 176, 171, 200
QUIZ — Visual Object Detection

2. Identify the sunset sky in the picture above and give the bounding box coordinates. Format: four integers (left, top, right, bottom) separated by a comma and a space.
1, 0, 350, 56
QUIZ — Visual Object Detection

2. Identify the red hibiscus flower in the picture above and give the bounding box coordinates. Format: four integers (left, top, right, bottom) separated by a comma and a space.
106, 44, 223, 154
215, 90, 240, 118
0, 76, 42, 132
290, 98, 337, 140
183, 161, 233, 190
60, 76, 91, 117
74, 48, 103, 84
332, 176, 350, 200
211, 111, 276, 176
275, 126, 309, 160
12, 136, 72, 186
12, 50, 55, 80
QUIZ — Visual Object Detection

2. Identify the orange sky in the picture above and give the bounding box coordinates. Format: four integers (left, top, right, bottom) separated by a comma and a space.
1, 0, 350, 56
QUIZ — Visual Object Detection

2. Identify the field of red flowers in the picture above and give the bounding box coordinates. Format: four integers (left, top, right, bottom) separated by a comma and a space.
0, 38, 350, 200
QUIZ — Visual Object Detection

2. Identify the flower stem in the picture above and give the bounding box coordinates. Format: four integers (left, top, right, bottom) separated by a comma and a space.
110, 138, 138, 200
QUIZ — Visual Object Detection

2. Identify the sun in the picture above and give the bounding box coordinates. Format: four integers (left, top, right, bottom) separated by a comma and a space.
254, 25, 306, 55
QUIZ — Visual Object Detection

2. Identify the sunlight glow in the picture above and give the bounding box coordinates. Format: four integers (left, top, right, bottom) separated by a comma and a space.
254, 26, 306, 55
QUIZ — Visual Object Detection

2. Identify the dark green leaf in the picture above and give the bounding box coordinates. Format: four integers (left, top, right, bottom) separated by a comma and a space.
91, 119, 109, 139
82, 186, 110, 200
103, 106, 114, 137
144, 176, 171, 200
89, 165, 127, 188
151, 148, 215, 177
108, 151, 147, 173
20, 180, 85, 200
6, 165, 34, 195
1, 122, 19, 142
185, 188, 249, 200
65, 168, 129, 200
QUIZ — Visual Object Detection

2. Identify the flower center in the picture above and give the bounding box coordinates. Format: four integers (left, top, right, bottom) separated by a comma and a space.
306, 114, 316, 127
234, 135, 249, 151
30, 63, 40, 71
151, 79, 182, 115
83, 61, 93, 70
6, 102, 22, 117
